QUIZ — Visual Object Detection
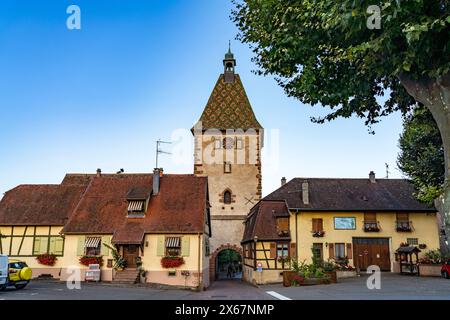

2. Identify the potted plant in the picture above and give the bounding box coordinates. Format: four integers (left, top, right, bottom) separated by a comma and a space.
312, 231, 325, 237
103, 243, 126, 270
36, 253, 57, 266
322, 260, 338, 283
418, 249, 447, 277
161, 256, 185, 269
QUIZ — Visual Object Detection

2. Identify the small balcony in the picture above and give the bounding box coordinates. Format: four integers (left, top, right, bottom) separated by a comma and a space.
311, 230, 325, 238
363, 221, 381, 232
396, 220, 414, 232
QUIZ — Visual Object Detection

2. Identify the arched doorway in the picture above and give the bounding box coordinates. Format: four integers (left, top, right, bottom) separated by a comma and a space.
209, 244, 243, 282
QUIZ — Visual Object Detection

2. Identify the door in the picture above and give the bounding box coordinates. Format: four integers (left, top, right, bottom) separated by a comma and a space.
353, 238, 391, 271
123, 245, 139, 268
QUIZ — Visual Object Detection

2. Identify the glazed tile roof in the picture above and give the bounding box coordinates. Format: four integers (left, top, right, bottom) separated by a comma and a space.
242, 200, 290, 243
264, 178, 436, 212
194, 74, 262, 131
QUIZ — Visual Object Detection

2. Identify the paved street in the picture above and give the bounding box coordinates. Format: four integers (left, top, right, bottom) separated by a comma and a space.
0, 274, 449, 300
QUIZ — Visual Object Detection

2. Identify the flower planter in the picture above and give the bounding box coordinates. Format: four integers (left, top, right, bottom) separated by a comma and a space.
419, 264, 443, 277
325, 271, 337, 283
282, 271, 297, 287
161, 257, 185, 269
302, 277, 330, 286
36, 253, 57, 266
79, 256, 104, 267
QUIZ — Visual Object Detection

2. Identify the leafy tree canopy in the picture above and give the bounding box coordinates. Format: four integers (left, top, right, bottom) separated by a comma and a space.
232, 0, 450, 127
398, 106, 445, 203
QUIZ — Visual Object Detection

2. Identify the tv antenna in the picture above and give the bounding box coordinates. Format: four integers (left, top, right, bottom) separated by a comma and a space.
155, 139, 171, 169
385, 163, 391, 179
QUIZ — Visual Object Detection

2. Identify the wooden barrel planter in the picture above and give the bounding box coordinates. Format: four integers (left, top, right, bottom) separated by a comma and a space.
325, 271, 337, 283
283, 271, 297, 287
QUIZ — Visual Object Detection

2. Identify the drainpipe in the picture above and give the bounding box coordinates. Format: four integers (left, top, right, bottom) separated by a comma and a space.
295, 209, 299, 259
197, 233, 202, 291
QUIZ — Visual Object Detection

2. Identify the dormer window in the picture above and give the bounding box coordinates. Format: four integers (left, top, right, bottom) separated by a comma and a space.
127, 200, 146, 217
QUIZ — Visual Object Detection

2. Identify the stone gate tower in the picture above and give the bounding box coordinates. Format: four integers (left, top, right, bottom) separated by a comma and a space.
193, 47, 263, 255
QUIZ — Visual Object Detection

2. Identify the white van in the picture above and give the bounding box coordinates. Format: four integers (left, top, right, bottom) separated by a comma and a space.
0, 254, 8, 290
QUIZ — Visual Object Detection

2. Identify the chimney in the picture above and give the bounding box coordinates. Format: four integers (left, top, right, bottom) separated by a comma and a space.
302, 180, 309, 205
153, 168, 161, 195
369, 171, 376, 183
96, 168, 102, 177
281, 177, 287, 186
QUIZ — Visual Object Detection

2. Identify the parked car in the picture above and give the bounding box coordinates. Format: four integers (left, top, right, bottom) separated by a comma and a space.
0, 258, 32, 290
442, 261, 450, 279
0, 255, 8, 290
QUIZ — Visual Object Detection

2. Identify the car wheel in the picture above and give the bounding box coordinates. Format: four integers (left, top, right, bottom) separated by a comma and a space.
442, 271, 449, 279
0, 285, 6, 291
14, 282, 28, 290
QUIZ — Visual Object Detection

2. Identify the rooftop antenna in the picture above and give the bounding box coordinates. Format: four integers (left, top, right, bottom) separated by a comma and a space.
385, 163, 390, 179
155, 139, 171, 169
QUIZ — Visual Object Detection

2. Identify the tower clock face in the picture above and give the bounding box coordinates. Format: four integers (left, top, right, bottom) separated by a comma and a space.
223, 137, 234, 149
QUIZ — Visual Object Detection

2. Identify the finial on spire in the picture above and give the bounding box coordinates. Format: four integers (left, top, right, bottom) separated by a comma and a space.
228, 40, 231, 53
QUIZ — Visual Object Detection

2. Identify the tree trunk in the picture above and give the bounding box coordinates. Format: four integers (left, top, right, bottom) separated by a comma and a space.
399, 73, 450, 253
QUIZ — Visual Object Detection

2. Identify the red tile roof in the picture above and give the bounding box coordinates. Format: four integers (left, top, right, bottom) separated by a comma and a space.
242, 200, 290, 243
62, 174, 209, 238
0, 184, 89, 226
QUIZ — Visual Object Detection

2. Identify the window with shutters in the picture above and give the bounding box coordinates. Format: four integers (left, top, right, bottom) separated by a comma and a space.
277, 243, 289, 258
276, 217, 289, 236
364, 213, 380, 232
396, 213, 413, 232
85, 237, 102, 256
32, 236, 65, 256
165, 237, 181, 257
312, 218, 324, 237
335, 243, 346, 259
312, 243, 323, 262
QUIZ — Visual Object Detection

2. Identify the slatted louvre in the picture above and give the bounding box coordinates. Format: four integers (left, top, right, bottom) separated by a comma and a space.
181, 237, 190, 257
270, 243, 276, 259
290, 242, 297, 258
76, 236, 86, 256
346, 243, 353, 259
328, 243, 335, 259
364, 213, 377, 222
312, 218, 323, 232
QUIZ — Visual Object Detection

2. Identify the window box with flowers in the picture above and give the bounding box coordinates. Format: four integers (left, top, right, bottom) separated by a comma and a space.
36, 253, 58, 266
161, 256, 185, 269
79, 256, 104, 267
312, 231, 325, 238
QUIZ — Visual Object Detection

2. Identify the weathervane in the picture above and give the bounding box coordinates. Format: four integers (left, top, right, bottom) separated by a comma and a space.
385, 163, 390, 179
155, 139, 171, 169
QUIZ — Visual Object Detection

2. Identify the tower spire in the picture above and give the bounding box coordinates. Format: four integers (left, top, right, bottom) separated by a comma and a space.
223, 42, 236, 83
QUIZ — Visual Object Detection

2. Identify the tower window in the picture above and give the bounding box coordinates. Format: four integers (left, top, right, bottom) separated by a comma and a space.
223, 137, 234, 149
225, 62, 234, 72
223, 190, 232, 204
236, 137, 243, 149
224, 162, 232, 173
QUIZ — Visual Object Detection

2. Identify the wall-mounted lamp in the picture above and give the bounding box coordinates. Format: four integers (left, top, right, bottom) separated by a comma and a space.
145, 241, 149, 247
253, 236, 258, 243
325, 242, 328, 248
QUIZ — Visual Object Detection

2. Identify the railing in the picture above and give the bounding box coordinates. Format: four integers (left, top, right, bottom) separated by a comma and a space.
396, 220, 414, 232
363, 221, 381, 232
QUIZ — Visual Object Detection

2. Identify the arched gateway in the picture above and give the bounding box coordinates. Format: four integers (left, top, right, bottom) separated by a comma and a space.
209, 244, 243, 282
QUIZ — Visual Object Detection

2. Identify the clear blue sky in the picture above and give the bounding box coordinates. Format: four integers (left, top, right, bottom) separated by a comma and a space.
0, 0, 406, 198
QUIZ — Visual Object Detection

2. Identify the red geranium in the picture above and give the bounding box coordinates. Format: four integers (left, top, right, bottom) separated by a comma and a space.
36, 253, 57, 266
161, 257, 185, 269
79, 256, 104, 267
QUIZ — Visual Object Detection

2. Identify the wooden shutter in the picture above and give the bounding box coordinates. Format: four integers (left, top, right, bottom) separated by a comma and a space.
156, 236, 165, 256
312, 219, 323, 232
290, 243, 297, 258
328, 243, 335, 259
181, 237, 190, 257
397, 212, 409, 221
76, 236, 86, 256
346, 243, 353, 259
270, 243, 277, 259
277, 218, 289, 231
33, 237, 41, 255
40, 237, 49, 254
101, 236, 111, 256
54, 238, 64, 256
364, 213, 376, 222
49, 237, 56, 254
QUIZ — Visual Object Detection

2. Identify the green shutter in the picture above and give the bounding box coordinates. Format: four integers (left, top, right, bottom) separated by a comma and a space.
33, 237, 41, 255
101, 236, 111, 256
76, 236, 86, 256
156, 236, 165, 256
54, 238, 64, 255
49, 237, 56, 254
181, 236, 190, 257
40, 237, 49, 254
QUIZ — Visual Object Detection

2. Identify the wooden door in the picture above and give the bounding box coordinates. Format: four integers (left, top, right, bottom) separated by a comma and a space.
123, 245, 139, 268
353, 238, 390, 271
